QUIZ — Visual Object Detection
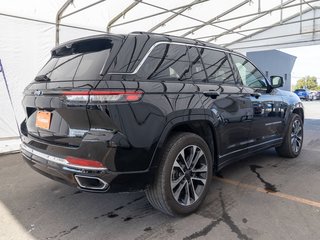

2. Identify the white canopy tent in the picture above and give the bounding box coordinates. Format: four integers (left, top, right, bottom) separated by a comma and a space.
0, 0, 319, 152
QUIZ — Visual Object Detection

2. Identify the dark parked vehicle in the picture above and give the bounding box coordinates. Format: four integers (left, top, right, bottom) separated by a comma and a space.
294, 88, 312, 101
21, 32, 304, 216
310, 91, 320, 100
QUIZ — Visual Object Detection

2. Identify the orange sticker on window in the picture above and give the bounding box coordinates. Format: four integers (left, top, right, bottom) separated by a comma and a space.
35, 111, 51, 130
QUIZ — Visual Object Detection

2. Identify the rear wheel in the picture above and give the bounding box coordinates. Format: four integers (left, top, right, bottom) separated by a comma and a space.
276, 113, 303, 158
145, 132, 213, 216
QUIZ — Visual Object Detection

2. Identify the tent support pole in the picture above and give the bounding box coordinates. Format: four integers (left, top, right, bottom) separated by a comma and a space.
148, 0, 208, 32
180, 0, 250, 37
61, 0, 106, 19
160, 0, 318, 35
56, 0, 73, 46
207, 0, 296, 42
107, 0, 141, 33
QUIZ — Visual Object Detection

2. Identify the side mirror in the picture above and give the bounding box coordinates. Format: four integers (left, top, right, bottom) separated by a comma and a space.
270, 76, 283, 88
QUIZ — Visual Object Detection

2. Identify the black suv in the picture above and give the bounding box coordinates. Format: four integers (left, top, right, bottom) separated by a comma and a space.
21, 32, 304, 216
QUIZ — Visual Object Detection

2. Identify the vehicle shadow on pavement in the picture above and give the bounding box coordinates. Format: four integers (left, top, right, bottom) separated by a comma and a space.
1, 136, 319, 240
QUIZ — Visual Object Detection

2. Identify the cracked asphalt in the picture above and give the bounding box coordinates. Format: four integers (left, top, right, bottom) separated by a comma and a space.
1, 101, 320, 240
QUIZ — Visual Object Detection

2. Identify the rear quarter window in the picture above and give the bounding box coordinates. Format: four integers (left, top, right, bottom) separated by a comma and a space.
108, 35, 151, 73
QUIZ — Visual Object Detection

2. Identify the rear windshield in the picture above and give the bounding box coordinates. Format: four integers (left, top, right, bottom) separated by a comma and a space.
36, 38, 116, 81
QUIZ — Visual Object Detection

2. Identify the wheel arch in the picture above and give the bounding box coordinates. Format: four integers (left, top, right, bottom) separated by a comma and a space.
148, 116, 219, 173
292, 107, 304, 123
280, 103, 304, 140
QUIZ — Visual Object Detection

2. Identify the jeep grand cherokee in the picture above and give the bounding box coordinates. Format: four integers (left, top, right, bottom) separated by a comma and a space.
21, 32, 304, 216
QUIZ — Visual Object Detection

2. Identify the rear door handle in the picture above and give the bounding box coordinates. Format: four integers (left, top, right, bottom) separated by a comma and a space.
203, 91, 220, 99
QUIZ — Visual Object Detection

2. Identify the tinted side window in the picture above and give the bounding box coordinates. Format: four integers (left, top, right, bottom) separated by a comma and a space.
187, 47, 206, 82
231, 55, 267, 88
109, 35, 151, 73
199, 48, 234, 83
138, 44, 191, 81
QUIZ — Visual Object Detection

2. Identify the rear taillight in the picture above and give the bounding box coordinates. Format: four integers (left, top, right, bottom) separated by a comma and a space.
62, 90, 143, 105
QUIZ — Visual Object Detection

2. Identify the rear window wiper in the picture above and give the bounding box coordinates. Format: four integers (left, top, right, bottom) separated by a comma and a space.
35, 75, 51, 82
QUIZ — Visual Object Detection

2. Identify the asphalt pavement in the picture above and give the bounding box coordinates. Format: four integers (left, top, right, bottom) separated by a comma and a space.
1, 101, 320, 240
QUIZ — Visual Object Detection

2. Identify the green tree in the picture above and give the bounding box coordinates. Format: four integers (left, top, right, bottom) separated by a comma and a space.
295, 76, 318, 90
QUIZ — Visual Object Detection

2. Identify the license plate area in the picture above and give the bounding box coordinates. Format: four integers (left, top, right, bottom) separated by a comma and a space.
36, 111, 52, 130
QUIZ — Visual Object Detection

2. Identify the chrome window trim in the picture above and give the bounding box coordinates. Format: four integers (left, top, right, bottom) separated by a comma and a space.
107, 41, 233, 75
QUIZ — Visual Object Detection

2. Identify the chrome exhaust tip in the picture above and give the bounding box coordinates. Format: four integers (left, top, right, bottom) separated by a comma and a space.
74, 175, 109, 191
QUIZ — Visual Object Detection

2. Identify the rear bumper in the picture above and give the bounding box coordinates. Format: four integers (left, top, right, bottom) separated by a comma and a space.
20, 139, 151, 193
21, 143, 112, 192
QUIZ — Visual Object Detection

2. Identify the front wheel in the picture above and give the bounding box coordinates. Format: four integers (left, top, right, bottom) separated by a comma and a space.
145, 132, 213, 216
276, 113, 303, 158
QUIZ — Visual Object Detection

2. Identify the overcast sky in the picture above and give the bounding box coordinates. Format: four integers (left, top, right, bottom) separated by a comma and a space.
280, 45, 320, 85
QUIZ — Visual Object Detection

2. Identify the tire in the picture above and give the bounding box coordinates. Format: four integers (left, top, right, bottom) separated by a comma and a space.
276, 113, 303, 158
145, 132, 213, 216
